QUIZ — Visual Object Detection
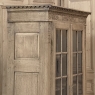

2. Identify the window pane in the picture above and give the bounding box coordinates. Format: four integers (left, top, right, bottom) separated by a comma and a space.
62, 54, 67, 76
73, 31, 77, 52
62, 78, 67, 95
73, 54, 77, 74
56, 55, 61, 77
56, 29, 61, 52
78, 53, 82, 73
62, 30, 67, 52
73, 76, 77, 95
78, 31, 82, 51
78, 75, 83, 95
56, 79, 61, 95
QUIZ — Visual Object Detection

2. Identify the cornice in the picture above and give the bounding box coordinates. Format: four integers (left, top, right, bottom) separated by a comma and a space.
2, 4, 91, 17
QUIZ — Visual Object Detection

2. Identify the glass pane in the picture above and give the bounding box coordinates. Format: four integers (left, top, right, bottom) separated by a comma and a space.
73, 31, 77, 52
62, 78, 67, 95
78, 75, 83, 95
56, 30, 61, 52
62, 30, 67, 52
62, 54, 67, 76
73, 76, 77, 95
56, 79, 61, 95
73, 54, 77, 74
56, 55, 61, 77
78, 53, 82, 73
78, 31, 82, 51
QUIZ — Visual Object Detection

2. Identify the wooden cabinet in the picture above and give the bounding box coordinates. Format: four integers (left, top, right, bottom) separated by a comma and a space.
0, 5, 90, 95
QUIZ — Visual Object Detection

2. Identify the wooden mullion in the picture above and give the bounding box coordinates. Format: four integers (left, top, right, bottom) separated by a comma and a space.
77, 31, 78, 95
67, 28, 69, 95
73, 51, 82, 54
61, 29, 62, 95
70, 24, 73, 95
55, 76, 67, 79
73, 73, 83, 77
56, 52, 68, 55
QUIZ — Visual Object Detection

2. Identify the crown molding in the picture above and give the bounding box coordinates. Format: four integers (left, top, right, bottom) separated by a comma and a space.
1, 4, 90, 17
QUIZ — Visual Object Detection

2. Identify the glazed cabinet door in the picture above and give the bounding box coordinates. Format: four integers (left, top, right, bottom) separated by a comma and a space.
51, 22, 71, 95
71, 23, 86, 95
51, 22, 86, 95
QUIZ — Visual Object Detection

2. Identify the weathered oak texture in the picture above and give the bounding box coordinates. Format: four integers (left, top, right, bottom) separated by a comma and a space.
0, 5, 90, 95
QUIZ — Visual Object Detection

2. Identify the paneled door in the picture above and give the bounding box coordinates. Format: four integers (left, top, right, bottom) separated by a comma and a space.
6, 22, 50, 95
7, 22, 40, 95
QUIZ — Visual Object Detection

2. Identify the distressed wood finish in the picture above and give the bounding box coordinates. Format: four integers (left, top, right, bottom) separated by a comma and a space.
0, 5, 90, 95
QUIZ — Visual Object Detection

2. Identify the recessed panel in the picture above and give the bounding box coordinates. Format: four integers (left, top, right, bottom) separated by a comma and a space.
15, 23, 40, 33
87, 80, 93, 92
15, 72, 38, 95
15, 33, 39, 59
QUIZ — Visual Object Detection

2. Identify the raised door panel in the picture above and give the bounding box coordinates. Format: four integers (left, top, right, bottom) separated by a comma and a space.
15, 72, 38, 95
15, 33, 39, 59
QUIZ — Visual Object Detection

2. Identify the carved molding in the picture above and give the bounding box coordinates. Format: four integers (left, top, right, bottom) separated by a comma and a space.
3, 5, 90, 17
49, 11, 86, 23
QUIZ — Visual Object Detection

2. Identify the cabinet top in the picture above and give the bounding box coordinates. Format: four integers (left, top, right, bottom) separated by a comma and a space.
2, 4, 90, 17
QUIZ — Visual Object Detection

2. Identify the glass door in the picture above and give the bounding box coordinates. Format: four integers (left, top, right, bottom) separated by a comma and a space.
73, 30, 83, 95
55, 29, 68, 95
54, 23, 85, 95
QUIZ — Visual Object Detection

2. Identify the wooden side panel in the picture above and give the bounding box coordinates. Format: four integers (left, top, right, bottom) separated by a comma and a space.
39, 22, 51, 95
15, 72, 38, 95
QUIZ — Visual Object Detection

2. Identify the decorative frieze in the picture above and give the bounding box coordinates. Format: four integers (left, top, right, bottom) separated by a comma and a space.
49, 11, 86, 23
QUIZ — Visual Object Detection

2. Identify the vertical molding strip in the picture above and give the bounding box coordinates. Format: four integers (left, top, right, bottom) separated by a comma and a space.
91, 0, 95, 94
